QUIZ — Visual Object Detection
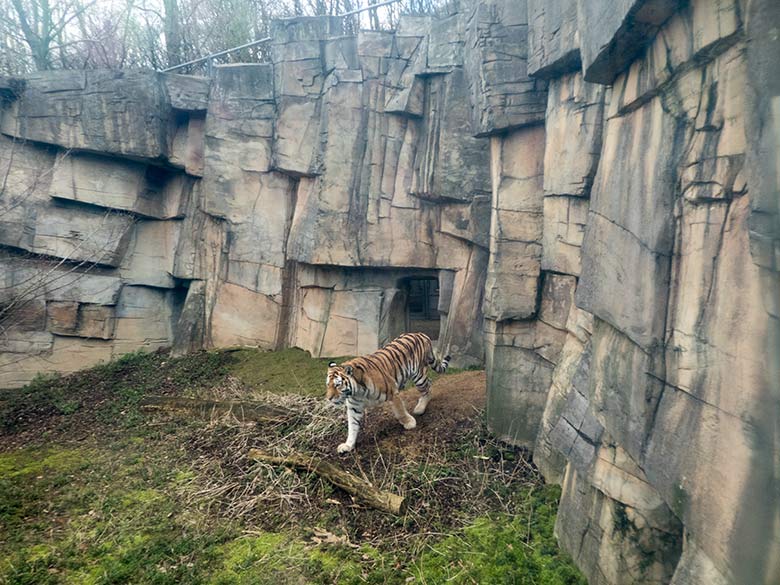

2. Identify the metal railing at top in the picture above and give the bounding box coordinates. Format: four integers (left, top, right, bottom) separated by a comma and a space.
160, 0, 403, 74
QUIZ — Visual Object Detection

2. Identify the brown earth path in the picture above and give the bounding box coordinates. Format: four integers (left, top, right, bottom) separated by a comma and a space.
336, 370, 487, 461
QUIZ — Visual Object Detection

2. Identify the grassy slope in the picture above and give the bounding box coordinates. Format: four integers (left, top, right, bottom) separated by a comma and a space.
226, 347, 468, 398
0, 348, 585, 585
227, 348, 345, 398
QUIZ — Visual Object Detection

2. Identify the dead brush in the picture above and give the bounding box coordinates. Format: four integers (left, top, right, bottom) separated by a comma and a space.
178, 379, 542, 550
180, 378, 343, 525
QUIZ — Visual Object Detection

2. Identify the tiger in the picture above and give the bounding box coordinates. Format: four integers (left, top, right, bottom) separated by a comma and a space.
325, 332, 450, 454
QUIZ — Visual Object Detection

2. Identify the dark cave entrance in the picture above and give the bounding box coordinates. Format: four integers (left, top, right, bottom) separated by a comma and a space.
403, 276, 440, 341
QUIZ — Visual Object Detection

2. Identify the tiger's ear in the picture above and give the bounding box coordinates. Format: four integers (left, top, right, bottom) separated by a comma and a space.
328, 362, 337, 368
346, 365, 364, 384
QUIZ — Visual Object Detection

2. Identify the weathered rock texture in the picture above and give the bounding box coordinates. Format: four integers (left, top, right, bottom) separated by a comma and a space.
1, 0, 778, 583
0, 6, 503, 388
509, 1, 778, 584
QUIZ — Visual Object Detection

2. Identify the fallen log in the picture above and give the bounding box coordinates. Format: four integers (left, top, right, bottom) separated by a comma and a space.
247, 449, 408, 515
140, 396, 292, 422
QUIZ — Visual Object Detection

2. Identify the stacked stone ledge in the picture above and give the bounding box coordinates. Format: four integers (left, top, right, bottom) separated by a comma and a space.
0, 5, 503, 387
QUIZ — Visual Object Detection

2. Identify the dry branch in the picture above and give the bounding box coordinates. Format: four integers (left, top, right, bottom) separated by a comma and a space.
247, 448, 408, 515
140, 395, 293, 422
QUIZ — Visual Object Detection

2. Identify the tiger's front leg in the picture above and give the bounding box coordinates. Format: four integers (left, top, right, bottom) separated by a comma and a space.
337, 398, 364, 453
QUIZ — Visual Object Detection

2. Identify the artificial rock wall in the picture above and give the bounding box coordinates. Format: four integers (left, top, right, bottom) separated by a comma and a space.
511, 1, 779, 584
1, 1, 778, 584
0, 10, 499, 387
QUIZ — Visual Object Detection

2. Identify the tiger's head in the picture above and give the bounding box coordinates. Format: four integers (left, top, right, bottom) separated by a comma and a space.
326, 362, 356, 406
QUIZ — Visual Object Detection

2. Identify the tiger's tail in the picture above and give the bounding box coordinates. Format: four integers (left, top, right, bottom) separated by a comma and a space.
429, 352, 451, 374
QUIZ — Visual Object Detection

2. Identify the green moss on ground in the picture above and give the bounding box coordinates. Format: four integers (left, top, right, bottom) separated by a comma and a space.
0, 441, 224, 584
412, 486, 587, 585
0, 349, 580, 585
226, 348, 350, 397
0, 442, 396, 584
0, 442, 383, 585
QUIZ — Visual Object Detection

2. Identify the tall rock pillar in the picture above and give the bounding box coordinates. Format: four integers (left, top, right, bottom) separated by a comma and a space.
464, 0, 556, 447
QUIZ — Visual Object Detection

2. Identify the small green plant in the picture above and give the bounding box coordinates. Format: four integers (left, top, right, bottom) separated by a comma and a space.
612, 501, 633, 537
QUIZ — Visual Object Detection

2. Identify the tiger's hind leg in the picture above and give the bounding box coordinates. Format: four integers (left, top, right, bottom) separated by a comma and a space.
412, 371, 433, 415
390, 394, 416, 430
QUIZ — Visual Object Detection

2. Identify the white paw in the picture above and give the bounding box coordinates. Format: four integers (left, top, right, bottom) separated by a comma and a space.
337, 442, 354, 454
413, 397, 430, 415
402, 417, 417, 430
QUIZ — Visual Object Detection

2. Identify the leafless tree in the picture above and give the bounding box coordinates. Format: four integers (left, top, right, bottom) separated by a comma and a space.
162, 0, 183, 66
2, 0, 98, 70
0, 0, 449, 74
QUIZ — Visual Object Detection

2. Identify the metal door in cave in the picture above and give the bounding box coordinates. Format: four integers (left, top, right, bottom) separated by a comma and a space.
406, 277, 440, 340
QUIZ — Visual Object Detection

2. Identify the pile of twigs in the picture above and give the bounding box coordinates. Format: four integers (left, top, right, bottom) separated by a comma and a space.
166, 376, 540, 546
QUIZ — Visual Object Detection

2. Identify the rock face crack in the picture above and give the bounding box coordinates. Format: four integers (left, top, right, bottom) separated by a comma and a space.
696, 199, 732, 334
589, 209, 672, 258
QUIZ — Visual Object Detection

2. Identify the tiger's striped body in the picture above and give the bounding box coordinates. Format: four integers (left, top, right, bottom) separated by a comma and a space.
326, 332, 450, 454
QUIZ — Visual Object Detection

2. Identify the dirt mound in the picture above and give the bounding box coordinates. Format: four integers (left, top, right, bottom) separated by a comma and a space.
351, 370, 487, 460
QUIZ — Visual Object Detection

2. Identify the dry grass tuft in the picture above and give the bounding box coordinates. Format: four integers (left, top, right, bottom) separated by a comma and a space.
182, 378, 342, 521
177, 375, 540, 552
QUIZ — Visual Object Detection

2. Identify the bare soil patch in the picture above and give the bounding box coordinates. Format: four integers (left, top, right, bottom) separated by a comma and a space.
364, 370, 487, 458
